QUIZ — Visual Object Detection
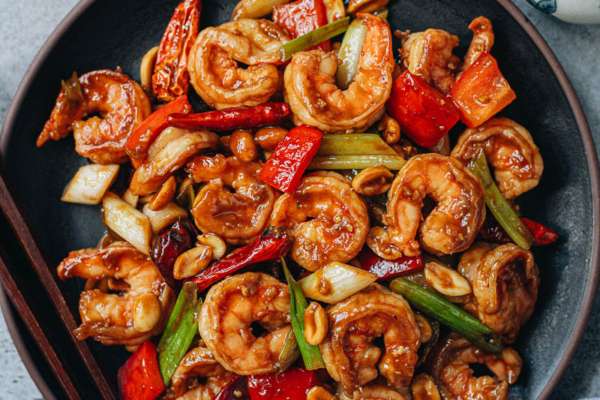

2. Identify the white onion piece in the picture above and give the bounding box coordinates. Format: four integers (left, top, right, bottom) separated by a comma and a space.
298, 262, 377, 304
142, 202, 188, 234
122, 188, 139, 208
102, 192, 152, 254
62, 164, 119, 205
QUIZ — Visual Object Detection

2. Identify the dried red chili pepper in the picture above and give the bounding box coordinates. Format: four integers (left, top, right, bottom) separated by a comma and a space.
247, 367, 319, 400
151, 219, 197, 291
126, 95, 191, 167
359, 248, 423, 280
153, 0, 201, 102
478, 215, 558, 246
167, 103, 291, 132
187, 226, 292, 292
273, 0, 331, 52
118, 341, 165, 400
259, 125, 323, 193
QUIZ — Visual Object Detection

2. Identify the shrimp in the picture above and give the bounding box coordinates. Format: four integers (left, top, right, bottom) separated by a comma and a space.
130, 127, 219, 196
428, 335, 522, 400
187, 154, 277, 245
37, 70, 151, 164
369, 154, 485, 259
458, 242, 539, 343
188, 19, 289, 109
399, 29, 461, 94
451, 118, 544, 199
411, 374, 441, 400
199, 272, 292, 375
56, 242, 174, 346
458, 17, 494, 78
320, 284, 421, 393
163, 346, 235, 400
270, 172, 369, 271
284, 14, 394, 133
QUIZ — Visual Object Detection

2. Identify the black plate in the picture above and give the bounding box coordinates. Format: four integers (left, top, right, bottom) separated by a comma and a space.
1, 0, 599, 399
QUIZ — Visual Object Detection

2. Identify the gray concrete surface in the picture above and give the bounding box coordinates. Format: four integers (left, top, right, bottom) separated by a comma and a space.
0, 0, 598, 399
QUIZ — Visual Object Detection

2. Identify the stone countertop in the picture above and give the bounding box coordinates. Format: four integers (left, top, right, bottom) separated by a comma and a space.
0, 0, 598, 399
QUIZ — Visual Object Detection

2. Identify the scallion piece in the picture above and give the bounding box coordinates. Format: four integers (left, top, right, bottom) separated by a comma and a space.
281, 258, 325, 370
469, 149, 534, 250
336, 18, 367, 89
390, 278, 502, 353
279, 17, 350, 62
309, 154, 405, 170
158, 282, 203, 384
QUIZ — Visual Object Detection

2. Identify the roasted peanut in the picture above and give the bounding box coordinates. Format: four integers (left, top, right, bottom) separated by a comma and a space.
304, 302, 329, 346
173, 245, 213, 280
197, 233, 227, 259
323, 0, 346, 22
230, 129, 259, 162
411, 373, 441, 400
424, 262, 472, 297
307, 386, 337, 400
133, 293, 161, 332
347, 0, 389, 15
148, 176, 177, 211
351, 166, 394, 196
378, 113, 401, 144
254, 126, 288, 151
140, 46, 159, 98
392, 138, 418, 159
414, 314, 433, 343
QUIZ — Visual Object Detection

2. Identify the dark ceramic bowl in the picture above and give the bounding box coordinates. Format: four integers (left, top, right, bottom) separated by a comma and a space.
0, 0, 598, 399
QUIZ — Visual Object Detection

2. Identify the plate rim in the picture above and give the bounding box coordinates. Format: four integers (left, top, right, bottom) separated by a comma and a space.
0, 0, 598, 399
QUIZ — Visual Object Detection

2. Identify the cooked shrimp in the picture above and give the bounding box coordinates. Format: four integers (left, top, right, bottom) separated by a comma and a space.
458, 17, 494, 78
370, 154, 485, 259
187, 154, 277, 245
411, 374, 441, 400
451, 118, 544, 199
199, 272, 292, 375
284, 14, 394, 133
270, 172, 369, 271
130, 127, 219, 196
320, 285, 421, 393
57, 242, 174, 346
163, 346, 235, 400
399, 29, 460, 94
428, 335, 522, 400
339, 384, 408, 400
37, 70, 151, 164
458, 242, 539, 343
188, 19, 289, 109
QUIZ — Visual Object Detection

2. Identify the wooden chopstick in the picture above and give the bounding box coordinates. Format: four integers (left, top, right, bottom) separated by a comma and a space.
0, 165, 118, 400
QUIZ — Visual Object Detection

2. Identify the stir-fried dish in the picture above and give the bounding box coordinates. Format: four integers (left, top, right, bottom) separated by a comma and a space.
37, 1, 560, 399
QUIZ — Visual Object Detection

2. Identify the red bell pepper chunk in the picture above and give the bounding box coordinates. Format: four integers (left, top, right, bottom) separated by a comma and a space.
259, 125, 323, 193
187, 227, 292, 292
273, 0, 331, 52
449, 52, 516, 128
386, 71, 460, 148
247, 367, 319, 400
167, 103, 291, 132
359, 248, 423, 280
118, 341, 166, 400
478, 215, 558, 246
126, 95, 191, 167
215, 376, 251, 400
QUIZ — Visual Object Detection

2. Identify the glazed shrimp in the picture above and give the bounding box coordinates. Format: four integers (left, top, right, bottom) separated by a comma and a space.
399, 29, 461, 94
187, 154, 277, 245
321, 285, 421, 393
57, 242, 174, 346
130, 127, 219, 196
457, 17, 495, 78
199, 272, 292, 375
451, 118, 544, 199
270, 172, 369, 271
163, 346, 235, 400
369, 154, 485, 259
428, 335, 522, 400
37, 69, 151, 164
458, 242, 539, 343
188, 19, 289, 109
284, 14, 394, 133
